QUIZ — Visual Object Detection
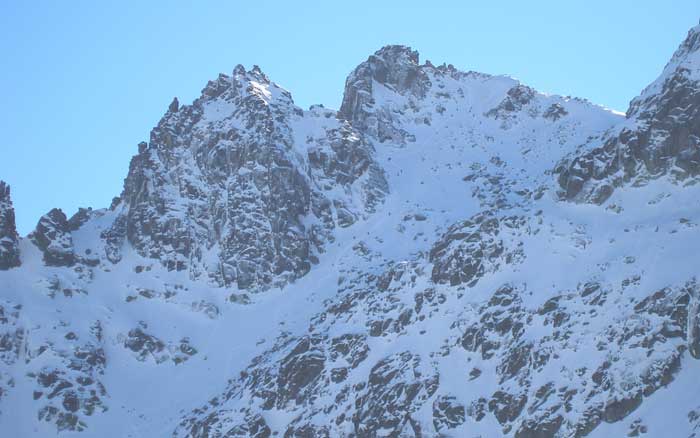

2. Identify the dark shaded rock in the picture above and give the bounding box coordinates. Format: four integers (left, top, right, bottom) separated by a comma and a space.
0, 181, 20, 270
430, 212, 525, 287
329, 334, 369, 368
339, 45, 429, 143
284, 424, 330, 438
225, 413, 271, 438
603, 392, 643, 423
277, 337, 325, 406
31, 338, 108, 433
30, 208, 75, 266
627, 418, 648, 436
489, 390, 528, 425
168, 97, 179, 113
557, 26, 700, 203
66, 208, 93, 231
124, 325, 165, 362
515, 414, 564, 438
543, 103, 569, 121
432, 395, 466, 431
110, 65, 386, 291
486, 85, 536, 120
353, 351, 439, 437
689, 286, 700, 359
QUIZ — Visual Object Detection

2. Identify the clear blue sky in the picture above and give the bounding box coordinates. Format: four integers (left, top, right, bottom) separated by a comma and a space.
1, 1, 698, 234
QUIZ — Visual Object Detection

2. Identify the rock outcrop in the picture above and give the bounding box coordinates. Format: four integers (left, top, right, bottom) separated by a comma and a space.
5, 22, 700, 438
558, 25, 700, 204
339, 45, 430, 143
110, 66, 387, 290
30, 208, 75, 267
0, 181, 20, 270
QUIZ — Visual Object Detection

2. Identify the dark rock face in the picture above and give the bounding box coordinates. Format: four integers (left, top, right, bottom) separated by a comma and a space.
124, 325, 166, 362
339, 45, 430, 143
454, 279, 692, 437
687, 285, 700, 359
66, 208, 93, 232
353, 352, 439, 437
30, 208, 75, 267
276, 337, 326, 406
432, 395, 466, 432
557, 26, 700, 204
690, 407, 700, 438
222, 413, 271, 438
28, 319, 108, 432
0, 301, 23, 415
109, 66, 386, 291
486, 85, 537, 120
543, 103, 568, 121
0, 181, 20, 270
123, 323, 196, 364
430, 212, 526, 286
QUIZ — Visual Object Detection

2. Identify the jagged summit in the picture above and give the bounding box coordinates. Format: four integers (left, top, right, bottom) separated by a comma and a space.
108, 58, 387, 291
340, 43, 619, 146
4, 23, 700, 438
558, 21, 700, 204
339, 45, 429, 127
629, 24, 700, 117
0, 181, 20, 269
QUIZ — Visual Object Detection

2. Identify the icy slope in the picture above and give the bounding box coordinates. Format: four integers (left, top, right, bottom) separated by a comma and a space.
2, 23, 700, 438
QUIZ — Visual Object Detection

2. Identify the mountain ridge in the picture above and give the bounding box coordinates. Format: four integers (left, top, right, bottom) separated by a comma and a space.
2, 23, 700, 438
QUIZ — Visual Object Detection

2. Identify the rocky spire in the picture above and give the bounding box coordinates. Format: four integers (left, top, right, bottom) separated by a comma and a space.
340, 46, 428, 120
168, 97, 179, 113
339, 45, 430, 143
0, 181, 20, 269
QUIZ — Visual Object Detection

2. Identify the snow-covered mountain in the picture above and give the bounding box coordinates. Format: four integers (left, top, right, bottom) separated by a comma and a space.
2, 23, 700, 438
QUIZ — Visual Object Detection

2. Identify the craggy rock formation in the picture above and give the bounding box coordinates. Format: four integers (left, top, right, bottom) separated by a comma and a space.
0, 181, 20, 269
339, 45, 430, 143
110, 66, 387, 290
558, 25, 700, 204
5, 22, 700, 438
30, 209, 75, 267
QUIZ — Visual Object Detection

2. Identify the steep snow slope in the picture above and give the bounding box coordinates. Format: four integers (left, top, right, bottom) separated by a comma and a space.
2, 25, 700, 438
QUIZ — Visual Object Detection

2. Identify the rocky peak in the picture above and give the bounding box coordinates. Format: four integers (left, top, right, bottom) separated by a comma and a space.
354, 45, 423, 90
7, 23, 700, 438
339, 45, 430, 139
0, 181, 20, 270
365, 45, 422, 92
30, 208, 75, 267
558, 22, 700, 204
629, 24, 700, 117
168, 97, 179, 113
108, 64, 386, 291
